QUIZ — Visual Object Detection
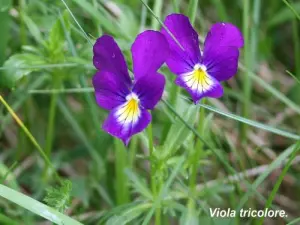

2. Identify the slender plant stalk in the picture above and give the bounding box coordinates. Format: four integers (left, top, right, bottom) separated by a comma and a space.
293, 18, 300, 78
151, 0, 163, 30
129, 137, 138, 168
147, 121, 161, 225
259, 141, 300, 225
172, 0, 179, 13
187, 0, 199, 25
114, 139, 130, 205
44, 72, 61, 178
0, 95, 60, 182
241, 0, 251, 141
188, 99, 205, 213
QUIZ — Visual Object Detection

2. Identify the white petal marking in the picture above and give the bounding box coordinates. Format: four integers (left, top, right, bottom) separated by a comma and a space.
115, 93, 141, 130
182, 65, 215, 94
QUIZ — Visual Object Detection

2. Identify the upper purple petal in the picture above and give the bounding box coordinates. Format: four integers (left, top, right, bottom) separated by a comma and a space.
133, 72, 165, 110
202, 46, 239, 82
92, 71, 130, 110
204, 22, 244, 52
93, 35, 131, 86
103, 107, 151, 145
131, 30, 169, 80
161, 13, 201, 75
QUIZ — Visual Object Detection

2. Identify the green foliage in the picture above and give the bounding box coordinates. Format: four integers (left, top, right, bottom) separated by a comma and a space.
1, 0, 300, 224
1, 54, 46, 88
44, 180, 72, 213
47, 10, 70, 60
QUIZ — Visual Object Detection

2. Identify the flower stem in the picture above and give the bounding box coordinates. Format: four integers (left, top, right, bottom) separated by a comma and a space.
241, 0, 251, 141
187, 0, 199, 25
188, 99, 206, 213
114, 139, 130, 205
44, 72, 61, 179
147, 121, 161, 225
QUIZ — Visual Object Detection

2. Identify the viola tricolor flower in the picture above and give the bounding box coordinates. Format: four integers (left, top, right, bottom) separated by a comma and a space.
92, 31, 169, 145
161, 14, 244, 104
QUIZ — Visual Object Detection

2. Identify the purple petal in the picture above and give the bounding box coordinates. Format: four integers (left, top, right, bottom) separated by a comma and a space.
92, 71, 130, 110
202, 46, 239, 81
103, 106, 151, 145
161, 13, 201, 75
175, 70, 224, 103
133, 73, 165, 110
131, 30, 169, 79
93, 35, 131, 86
204, 22, 244, 53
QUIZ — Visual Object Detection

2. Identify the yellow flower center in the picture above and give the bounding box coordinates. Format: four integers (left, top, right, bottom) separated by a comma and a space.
193, 68, 209, 86
182, 65, 213, 93
116, 93, 140, 126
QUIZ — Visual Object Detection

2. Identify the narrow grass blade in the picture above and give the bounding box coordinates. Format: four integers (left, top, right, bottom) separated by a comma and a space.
172, 0, 179, 13
239, 63, 300, 114
287, 217, 300, 225
259, 141, 300, 225
228, 143, 300, 225
187, 0, 198, 25
199, 103, 300, 140
0, 184, 83, 225
60, 0, 93, 45
241, 0, 251, 141
282, 0, 300, 20
151, 0, 163, 29
57, 100, 104, 174
286, 70, 300, 84
0, 95, 59, 181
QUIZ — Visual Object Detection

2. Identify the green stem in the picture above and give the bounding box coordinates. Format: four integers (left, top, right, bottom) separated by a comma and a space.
172, 0, 179, 13
147, 121, 161, 225
187, 0, 199, 25
151, 0, 163, 30
44, 72, 61, 178
241, 0, 251, 141
129, 137, 138, 168
19, 0, 26, 46
259, 141, 300, 225
114, 139, 130, 205
188, 99, 205, 212
293, 18, 300, 78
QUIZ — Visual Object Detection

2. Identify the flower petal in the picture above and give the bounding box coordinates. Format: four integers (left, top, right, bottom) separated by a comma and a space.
103, 107, 151, 145
204, 22, 244, 51
161, 13, 201, 74
92, 71, 130, 110
202, 46, 239, 81
175, 70, 223, 103
131, 30, 169, 79
133, 73, 165, 110
93, 35, 131, 86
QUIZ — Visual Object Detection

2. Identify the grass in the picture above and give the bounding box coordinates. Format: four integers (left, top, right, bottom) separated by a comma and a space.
1, 0, 300, 225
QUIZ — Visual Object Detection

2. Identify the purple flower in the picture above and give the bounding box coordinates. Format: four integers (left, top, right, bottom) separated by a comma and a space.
92, 31, 169, 145
161, 14, 244, 104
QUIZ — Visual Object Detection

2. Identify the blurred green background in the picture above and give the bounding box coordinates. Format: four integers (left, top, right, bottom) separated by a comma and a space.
1, 0, 300, 224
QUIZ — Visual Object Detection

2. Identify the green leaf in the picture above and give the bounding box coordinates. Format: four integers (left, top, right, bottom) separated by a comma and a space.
163, 104, 198, 157
0, 54, 46, 88
0, 184, 83, 225
0, 0, 12, 12
22, 13, 43, 43
47, 10, 70, 57
71, 0, 118, 36
125, 169, 152, 200
268, 2, 300, 27
44, 180, 72, 213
